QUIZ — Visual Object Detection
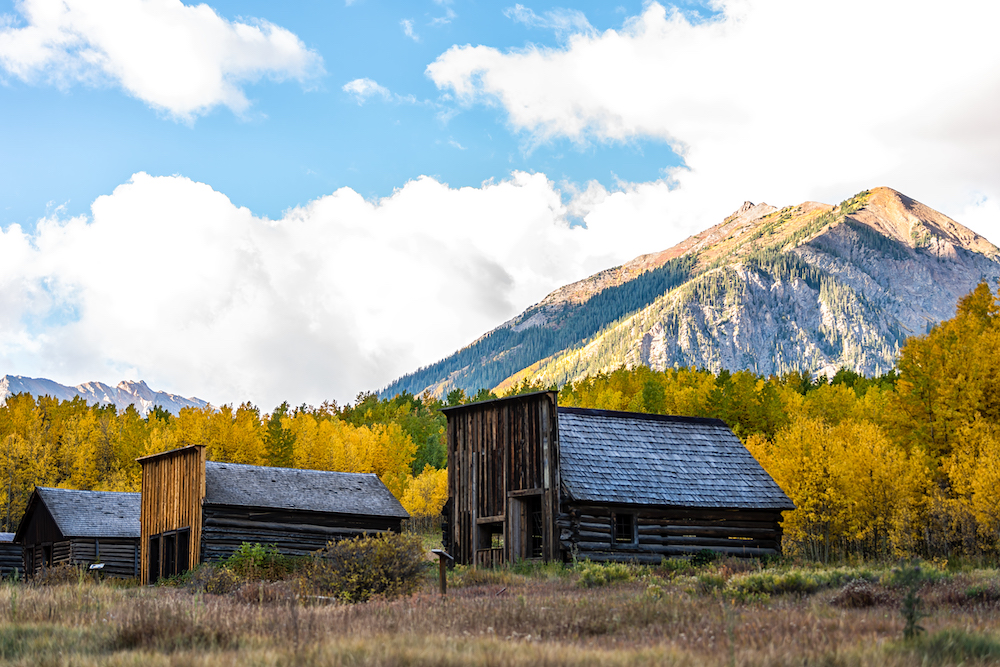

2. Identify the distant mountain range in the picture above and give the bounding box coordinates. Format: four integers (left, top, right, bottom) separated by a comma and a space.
386, 187, 1000, 397
0, 375, 209, 416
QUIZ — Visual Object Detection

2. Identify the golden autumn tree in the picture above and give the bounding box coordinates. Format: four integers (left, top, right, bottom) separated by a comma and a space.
401, 464, 448, 518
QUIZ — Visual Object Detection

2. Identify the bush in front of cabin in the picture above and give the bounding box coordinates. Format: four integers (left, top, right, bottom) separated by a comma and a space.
301, 532, 427, 603
575, 560, 633, 588
224, 543, 295, 582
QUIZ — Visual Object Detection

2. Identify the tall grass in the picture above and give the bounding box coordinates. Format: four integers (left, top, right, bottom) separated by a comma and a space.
0, 559, 997, 665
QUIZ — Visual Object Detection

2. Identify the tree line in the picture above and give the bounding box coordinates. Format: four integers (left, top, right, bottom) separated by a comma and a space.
0, 391, 449, 532
3, 282, 1000, 561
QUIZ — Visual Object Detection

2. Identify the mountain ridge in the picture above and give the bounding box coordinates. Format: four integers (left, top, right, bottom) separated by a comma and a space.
386, 187, 1000, 397
0, 375, 210, 416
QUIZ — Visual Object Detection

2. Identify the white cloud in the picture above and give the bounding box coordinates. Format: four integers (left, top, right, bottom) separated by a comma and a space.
503, 4, 594, 40
428, 0, 1000, 242
0, 0, 323, 120
401, 18, 419, 42
0, 172, 648, 409
430, 8, 457, 27
342, 77, 390, 104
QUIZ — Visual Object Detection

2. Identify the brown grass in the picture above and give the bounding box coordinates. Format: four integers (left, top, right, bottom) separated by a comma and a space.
0, 561, 999, 665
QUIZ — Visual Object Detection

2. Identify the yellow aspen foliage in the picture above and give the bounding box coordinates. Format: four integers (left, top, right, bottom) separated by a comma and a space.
945, 419, 1000, 548
286, 413, 416, 500
747, 415, 926, 560
205, 404, 267, 465
401, 464, 448, 518
172, 406, 212, 448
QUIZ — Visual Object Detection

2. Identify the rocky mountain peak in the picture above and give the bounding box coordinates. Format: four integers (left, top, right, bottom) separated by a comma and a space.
385, 187, 1000, 399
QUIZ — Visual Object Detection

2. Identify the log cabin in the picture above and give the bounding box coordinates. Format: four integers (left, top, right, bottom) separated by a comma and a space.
14, 488, 141, 578
442, 391, 795, 566
139, 445, 409, 584
0, 533, 23, 577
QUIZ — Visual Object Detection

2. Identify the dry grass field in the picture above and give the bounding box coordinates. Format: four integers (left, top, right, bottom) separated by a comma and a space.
2, 556, 1000, 666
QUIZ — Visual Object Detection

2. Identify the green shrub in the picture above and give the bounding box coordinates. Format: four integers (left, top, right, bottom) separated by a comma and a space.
224, 543, 295, 582
691, 549, 718, 567
892, 561, 928, 640
726, 567, 877, 597
202, 567, 242, 595
302, 532, 427, 603
575, 561, 633, 588
658, 557, 693, 578
696, 572, 727, 593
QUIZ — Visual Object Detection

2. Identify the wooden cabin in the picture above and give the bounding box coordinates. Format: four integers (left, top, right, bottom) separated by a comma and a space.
0, 533, 23, 578
13, 488, 141, 578
139, 445, 410, 584
442, 392, 795, 566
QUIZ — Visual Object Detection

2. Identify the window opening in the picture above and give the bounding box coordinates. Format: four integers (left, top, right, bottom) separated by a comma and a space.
613, 512, 635, 545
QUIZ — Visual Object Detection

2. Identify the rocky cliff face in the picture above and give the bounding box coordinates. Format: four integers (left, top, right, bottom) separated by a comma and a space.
0, 375, 209, 415
385, 187, 1000, 397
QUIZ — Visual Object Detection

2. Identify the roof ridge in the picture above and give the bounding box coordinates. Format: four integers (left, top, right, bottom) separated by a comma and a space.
205, 460, 378, 477
558, 406, 728, 426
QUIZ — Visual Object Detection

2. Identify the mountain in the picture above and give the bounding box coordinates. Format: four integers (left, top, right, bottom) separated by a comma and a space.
386, 187, 1000, 397
0, 375, 210, 415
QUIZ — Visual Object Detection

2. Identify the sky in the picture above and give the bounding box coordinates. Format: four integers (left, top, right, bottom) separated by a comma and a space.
1, 0, 1000, 411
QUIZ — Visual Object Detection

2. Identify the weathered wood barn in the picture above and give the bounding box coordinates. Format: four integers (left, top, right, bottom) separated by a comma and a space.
14, 488, 141, 577
442, 392, 795, 566
0, 533, 23, 577
139, 445, 409, 584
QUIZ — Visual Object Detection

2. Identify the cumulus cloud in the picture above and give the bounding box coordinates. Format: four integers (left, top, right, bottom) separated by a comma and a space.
0, 172, 650, 409
0, 0, 323, 120
342, 77, 390, 104
428, 0, 1000, 241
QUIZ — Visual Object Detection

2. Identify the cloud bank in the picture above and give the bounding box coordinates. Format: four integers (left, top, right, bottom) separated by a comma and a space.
0, 172, 659, 409
0, 0, 323, 119
428, 0, 1000, 240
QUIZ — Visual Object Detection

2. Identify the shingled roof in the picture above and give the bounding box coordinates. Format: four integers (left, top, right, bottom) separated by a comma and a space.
204, 462, 409, 519
22, 488, 140, 539
557, 408, 794, 510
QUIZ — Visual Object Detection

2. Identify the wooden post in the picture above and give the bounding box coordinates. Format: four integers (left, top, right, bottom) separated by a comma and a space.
431, 549, 454, 594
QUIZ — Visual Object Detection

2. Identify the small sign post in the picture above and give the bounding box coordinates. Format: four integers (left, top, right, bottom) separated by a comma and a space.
430, 549, 454, 595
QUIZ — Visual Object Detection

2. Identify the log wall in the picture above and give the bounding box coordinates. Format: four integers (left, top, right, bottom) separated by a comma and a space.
0, 543, 22, 577
23, 538, 138, 578
445, 392, 560, 565
558, 504, 785, 563
200, 505, 403, 562
139, 445, 206, 584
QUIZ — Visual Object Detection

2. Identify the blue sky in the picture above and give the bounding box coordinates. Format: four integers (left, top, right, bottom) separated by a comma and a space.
1, 0, 1000, 409
1, 0, 689, 228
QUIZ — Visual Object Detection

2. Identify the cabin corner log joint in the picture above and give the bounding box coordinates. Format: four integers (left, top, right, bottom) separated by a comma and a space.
443, 392, 795, 566
139, 446, 409, 584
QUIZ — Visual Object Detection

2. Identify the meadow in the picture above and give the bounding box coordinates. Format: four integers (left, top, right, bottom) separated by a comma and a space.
3, 551, 1000, 667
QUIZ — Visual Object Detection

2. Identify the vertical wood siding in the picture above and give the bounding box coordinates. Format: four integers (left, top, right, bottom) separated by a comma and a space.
139, 446, 206, 584
446, 392, 560, 565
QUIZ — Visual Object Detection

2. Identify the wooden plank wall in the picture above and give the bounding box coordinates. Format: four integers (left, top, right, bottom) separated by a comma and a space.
139, 445, 206, 584
446, 392, 560, 565
558, 504, 784, 563
200, 506, 403, 562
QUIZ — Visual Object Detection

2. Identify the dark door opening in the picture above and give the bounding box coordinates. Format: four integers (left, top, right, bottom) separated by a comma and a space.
149, 535, 160, 583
